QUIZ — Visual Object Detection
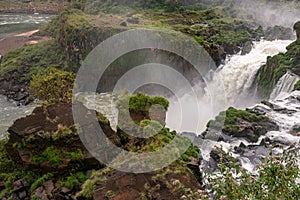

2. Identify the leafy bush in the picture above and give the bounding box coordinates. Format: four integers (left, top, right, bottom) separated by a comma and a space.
208, 146, 300, 199
60, 172, 88, 190
117, 92, 169, 113
207, 107, 268, 130
30, 67, 75, 103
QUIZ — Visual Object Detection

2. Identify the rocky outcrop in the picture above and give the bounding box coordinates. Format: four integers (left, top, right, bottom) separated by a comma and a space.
206, 107, 279, 143
0, 98, 202, 199
0, 69, 31, 105
5, 103, 106, 174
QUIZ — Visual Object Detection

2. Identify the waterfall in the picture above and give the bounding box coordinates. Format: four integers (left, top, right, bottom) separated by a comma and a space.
270, 72, 300, 100
166, 40, 293, 134
218, 40, 292, 105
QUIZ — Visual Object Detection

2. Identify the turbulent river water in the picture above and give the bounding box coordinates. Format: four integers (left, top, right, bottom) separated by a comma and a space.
0, 13, 53, 40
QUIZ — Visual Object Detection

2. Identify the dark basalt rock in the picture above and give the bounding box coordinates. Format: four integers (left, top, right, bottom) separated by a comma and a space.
223, 120, 279, 143
291, 123, 300, 135
241, 41, 253, 55
5, 103, 114, 174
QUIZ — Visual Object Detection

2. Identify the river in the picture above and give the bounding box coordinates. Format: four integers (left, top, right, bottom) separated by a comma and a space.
0, 13, 53, 41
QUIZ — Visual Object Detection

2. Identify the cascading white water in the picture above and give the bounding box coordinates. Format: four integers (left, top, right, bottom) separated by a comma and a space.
270, 72, 300, 100
166, 40, 293, 134
218, 40, 292, 105
0, 95, 35, 139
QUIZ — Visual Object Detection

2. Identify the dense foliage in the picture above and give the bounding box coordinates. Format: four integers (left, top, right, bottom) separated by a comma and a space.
208, 146, 300, 199
30, 67, 75, 103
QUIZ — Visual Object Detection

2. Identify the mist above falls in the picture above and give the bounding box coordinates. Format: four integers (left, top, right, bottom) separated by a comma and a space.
219, 0, 300, 28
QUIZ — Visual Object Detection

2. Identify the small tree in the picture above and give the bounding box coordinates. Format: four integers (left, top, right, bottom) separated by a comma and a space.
30, 67, 75, 103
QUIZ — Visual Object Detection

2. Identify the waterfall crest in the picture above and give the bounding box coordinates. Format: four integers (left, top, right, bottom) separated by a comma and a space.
218, 40, 292, 105
270, 72, 300, 100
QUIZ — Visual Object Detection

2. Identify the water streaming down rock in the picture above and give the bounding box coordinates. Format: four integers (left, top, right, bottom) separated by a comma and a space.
270, 72, 300, 100
166, 40, 293, 134
218, 40, 292, 106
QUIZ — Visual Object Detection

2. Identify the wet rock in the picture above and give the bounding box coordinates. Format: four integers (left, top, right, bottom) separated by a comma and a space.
45, 180, 54, 196
294, 21, 300, 39
265, 26, 294, 41
202, 131, 224, 141
86, 167, 200, 200
180, 132, 198, 142
18, 190, 27, 199
241, 41, 253, 55
61, 186, 72, 194
290, 123, 300, 135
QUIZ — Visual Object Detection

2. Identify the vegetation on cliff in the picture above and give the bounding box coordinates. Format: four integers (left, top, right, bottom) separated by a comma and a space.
255, 30, 300, 98
0, 93, 204, 199
30, 67, 75, 103
207, 107, 279, 142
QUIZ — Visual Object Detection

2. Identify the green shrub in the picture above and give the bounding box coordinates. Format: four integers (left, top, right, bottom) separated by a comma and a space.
64, 149, 84, 161
60, 172, 88, 190
33, 146, 62, 165
207, 107, 269, 130
30, 173, 54, 192
30, 67, 75, 103
117, 92, 169, 113
208, 146, 300, 199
